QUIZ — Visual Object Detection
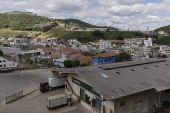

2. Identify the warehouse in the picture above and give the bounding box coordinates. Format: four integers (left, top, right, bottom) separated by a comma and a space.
52, 59, 170, 113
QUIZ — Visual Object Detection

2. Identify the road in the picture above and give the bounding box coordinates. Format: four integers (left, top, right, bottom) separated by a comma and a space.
0, 69, 91, 113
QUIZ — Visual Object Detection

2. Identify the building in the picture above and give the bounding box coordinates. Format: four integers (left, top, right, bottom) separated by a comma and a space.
92, 52, 118, 65
38, 47, 56, 55
52, 48, 80, 67
80, 44, 89, 52
99, 39, 111, 50
144, 38, 152, 48
86, 28, 108, 31
0, 47, 20, 55
0, 57, 17, 69
52, 59, 170, 113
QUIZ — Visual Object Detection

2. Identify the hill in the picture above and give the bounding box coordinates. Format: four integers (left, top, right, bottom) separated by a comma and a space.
153, 36, 170, 45
58, 18, 118, 30
154, 25, 170, 33
0, 11, 58, 32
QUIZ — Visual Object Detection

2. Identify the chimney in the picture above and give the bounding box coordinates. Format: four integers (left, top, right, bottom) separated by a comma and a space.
58, 49, 61, 58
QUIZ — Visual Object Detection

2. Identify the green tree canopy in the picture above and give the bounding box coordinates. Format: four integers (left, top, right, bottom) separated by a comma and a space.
162, 54, 167, 58
64, 60, 73, 68
115, 52, 131, 62
0, 49, 4, 56
80, 62, 88, 67
72, 59, 80, 67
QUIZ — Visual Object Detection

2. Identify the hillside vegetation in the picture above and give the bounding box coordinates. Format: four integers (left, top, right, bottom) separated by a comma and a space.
154, 25, 170, 33
58, 18, 118, 30
46, 28, 149, 42
0, 11, 58, 32
153, 36, 170, 45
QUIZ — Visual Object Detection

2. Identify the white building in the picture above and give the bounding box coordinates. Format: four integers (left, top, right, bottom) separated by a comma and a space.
99, 39, 111, 50
144, 38, 152, 48
0, 57, 17, 69
80, 45, 89, 52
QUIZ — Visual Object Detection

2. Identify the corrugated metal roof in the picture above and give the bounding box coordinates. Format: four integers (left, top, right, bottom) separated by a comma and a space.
53, 59, 170, 101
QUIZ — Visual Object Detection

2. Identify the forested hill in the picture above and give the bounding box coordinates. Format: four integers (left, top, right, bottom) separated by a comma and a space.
154, 25, 170, 33
0, 11, 58, 32
58, 18, 118, 30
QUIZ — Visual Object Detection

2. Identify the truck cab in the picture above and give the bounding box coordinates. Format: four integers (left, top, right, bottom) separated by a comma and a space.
40, 81, 49, 93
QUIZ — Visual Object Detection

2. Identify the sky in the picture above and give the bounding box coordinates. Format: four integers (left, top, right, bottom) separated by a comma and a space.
0, 0, 170, 31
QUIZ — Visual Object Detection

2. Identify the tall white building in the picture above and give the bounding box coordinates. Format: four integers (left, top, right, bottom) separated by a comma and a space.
144, 38, 152, 48
99, 39, 111, 50
0, 57, 17, 69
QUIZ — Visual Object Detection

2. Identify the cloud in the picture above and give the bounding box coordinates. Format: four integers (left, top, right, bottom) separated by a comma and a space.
1, 0, 170, 31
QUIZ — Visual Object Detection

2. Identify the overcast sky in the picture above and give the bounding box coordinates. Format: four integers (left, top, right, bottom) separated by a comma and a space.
0, 0, 169, 31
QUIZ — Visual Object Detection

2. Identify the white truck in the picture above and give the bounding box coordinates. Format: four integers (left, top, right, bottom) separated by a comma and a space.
49, 77, 67, 90
46, 94, 68, 109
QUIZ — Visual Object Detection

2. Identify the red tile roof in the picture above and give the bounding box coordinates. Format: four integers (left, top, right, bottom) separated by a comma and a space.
77, 56, 93, 66
54, 47, 80, 54
49, 54, 59, 59
40, 47, 56, 51
67, 53, 82, 60
5, 53, 17, 56
93, 52, 118, 59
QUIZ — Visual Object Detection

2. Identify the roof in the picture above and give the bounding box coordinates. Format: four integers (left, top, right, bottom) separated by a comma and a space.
39, 47, 56, 51
31, 44, 44, 50
54, 47, 80, 55
49, 54, 59, 59
66, 53, 82, 60
53, 59, 170, 101
93, 52, 118, 58
77, 56, 93, 66
5, 53, 16, 56
103, 40, 124, 43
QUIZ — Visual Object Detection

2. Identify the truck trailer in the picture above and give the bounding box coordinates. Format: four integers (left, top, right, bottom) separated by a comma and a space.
49, 77, 67, 90
46, 94, 68, 109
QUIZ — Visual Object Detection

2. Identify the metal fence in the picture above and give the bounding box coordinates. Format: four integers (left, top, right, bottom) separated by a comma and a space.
6, 90, 23, 104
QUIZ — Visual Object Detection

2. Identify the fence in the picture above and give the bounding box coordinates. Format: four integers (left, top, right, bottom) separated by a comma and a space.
6, 90, 23, 104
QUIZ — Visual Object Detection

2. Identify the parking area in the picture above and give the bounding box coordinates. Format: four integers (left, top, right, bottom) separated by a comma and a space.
0, 69, 91, 113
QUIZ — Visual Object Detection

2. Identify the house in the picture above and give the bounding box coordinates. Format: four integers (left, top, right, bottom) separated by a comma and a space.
17, 43, 30, 50
86, 28, 108, 31
38, 47, 56, 56
77, 56, 93, 66
92, 52, 118, 65
52, 59, 170, 113
103, 40, 124, 47
0, 56, 17, 69
80, 44, 89, 52
0, 47, 20, 55
52, 47, 80, 67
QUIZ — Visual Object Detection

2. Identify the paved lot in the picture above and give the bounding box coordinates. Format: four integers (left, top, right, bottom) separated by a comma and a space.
0, 69, 91, 113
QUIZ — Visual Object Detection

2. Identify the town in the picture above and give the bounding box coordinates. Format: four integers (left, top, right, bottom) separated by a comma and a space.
1, 27, 170, 113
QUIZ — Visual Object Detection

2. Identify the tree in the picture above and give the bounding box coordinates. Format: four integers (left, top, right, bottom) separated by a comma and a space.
149, 55, 153, 58
0, 50, 4, 56
30, 60, 33, 65
72, 59, 80, 67
46, 44, 50, 47
157, 54, 161, 58
80, 62, 88, 67
162, 54, 167, 58
115, 52, 131, 62
64, 60, 73, 68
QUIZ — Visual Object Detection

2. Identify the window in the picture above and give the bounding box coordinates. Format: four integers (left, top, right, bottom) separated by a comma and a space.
3, 60, 5, 62
9, 64, 11, 66
0, 60, 2, 63
0, 65, 2, 67
120, 101, 125, 106
13, 63, 15, 66
3, 64, 6, 67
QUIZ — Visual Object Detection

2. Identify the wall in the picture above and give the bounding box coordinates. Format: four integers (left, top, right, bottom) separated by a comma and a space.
0, 57, 17, 68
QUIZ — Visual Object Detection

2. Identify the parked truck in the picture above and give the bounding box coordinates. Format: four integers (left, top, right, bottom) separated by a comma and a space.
49, 77, 67, 90
46, 94, 68, 109
40, 76, 67, 93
